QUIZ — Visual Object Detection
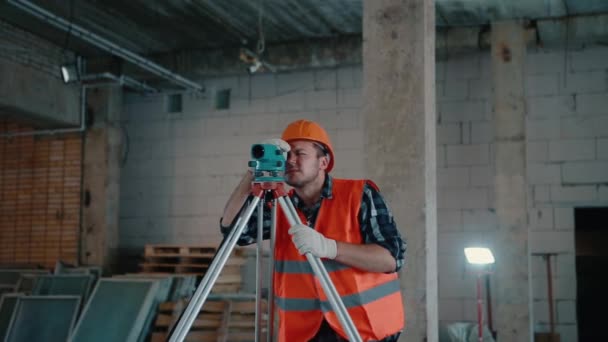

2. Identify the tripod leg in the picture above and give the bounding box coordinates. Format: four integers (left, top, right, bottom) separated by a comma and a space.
266, 198, 277, 342
168, 195, 263, 342
276, 196, 362, 342
255, 199, 264, 342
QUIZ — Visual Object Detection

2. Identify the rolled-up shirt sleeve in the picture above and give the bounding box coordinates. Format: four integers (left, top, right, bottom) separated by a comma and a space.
220, 194, 272, 246
358, 183, 406, 272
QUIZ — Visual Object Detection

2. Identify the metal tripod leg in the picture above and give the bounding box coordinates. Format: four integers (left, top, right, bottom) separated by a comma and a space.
266, 198, 277, 342
168, 194, 263, 342
277, 196, 362, 342
255, 197, 277, 342
169, 185, 362, 342
255, 199, 264, 342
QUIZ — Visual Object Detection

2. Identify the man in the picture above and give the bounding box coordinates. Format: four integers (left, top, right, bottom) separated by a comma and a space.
220, 119, 405, 342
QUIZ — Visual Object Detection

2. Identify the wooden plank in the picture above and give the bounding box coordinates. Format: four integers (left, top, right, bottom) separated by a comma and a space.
230, 301, 261, 314
144, 245, 217, 257
143, 256, 246, 266
210, 284, 242, 293
159, 300, 227, 313
155, 313, 222, 329
144, 244, 246, 258
151, 331, 241, 342
139, 265, 209, 275
159, 300, 267, 314
140, 262, 210, 269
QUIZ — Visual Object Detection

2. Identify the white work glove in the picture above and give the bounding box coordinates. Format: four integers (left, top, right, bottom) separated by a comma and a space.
260, 138, 290, 159
288, 224, 337, 259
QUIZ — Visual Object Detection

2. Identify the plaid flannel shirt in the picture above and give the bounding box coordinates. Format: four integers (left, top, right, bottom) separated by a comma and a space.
221, 175, 406, 272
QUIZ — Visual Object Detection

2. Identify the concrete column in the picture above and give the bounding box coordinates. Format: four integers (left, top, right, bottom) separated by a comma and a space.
363, 1, 437, 341
81, 86, 123, 273
491, 21, 531, 341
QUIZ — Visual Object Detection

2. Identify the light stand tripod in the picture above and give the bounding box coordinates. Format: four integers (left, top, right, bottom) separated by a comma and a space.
168, 180, 362, 342
464, 247, 496, 342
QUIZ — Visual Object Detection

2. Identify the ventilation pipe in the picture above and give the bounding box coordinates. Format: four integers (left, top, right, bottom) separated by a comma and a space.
8, 0, 204, 92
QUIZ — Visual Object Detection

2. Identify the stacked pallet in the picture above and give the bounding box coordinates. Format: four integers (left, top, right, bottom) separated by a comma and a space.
151, 298, 268, 342
139, 244, 247, 293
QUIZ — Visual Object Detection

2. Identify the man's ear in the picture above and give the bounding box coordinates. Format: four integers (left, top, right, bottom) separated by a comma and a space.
319, 155, 330, 170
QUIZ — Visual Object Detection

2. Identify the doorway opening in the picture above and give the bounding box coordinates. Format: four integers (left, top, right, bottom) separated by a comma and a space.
575, 207, 608, 341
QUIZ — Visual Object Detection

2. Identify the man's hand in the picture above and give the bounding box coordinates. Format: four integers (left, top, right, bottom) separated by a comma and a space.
288, 224, 337, 259
261, 138, 290, 159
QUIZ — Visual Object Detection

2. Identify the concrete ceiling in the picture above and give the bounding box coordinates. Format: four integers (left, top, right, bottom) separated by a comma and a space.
2, 0, 608, 56
2, 0, 608, 90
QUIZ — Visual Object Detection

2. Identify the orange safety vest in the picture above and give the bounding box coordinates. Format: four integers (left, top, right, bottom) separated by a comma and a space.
274, 179, 405, 342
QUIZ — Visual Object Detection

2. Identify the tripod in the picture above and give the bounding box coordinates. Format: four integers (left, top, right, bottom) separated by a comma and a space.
168, 181, 362, 342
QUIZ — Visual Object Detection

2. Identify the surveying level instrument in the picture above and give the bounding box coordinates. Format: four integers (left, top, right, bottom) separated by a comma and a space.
248, 143, 286, 182
168, 143, 362, 342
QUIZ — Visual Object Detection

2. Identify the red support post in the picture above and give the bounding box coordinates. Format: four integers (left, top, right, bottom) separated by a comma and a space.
477, 273, 483, 342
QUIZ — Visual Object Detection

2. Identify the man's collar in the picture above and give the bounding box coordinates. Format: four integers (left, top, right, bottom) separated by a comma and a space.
321, 174, 333, 199
290, 174, 334, 206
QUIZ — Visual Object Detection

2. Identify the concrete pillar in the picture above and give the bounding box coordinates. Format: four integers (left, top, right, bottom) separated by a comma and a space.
81, 86, 123, 273
491, 21, 531, 341
363, 1, 437, 341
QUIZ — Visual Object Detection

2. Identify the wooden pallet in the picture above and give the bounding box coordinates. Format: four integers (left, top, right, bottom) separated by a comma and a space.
141, 257, 246, 268
150, 330, 264, 342
139, 244, 247, 293
145, 245, 216, 257
144, 244, 246, 258
151, 299, 268, 342
159, 300, 267, 313
141, 245, 245, 269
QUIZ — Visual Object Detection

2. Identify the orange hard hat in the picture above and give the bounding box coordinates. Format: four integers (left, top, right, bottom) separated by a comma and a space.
281, 119, 334, 172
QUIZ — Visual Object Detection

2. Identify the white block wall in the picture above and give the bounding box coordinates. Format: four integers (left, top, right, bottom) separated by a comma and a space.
119, 66, 364, 248
435, 46, 608, 341
120, 46, 608, 341
524, 46, 608, 342
436, 52, 501, 331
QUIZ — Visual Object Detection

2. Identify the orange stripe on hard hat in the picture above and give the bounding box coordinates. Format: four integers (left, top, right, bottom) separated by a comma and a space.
281, 119, 335, 173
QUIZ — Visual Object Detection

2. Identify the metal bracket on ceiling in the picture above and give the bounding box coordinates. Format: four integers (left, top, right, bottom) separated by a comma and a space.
239, 47, 276, 74
7, 0, 204, 92
80, 73, 158, 94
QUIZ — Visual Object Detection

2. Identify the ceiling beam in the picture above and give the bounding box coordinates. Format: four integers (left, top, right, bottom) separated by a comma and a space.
97, 14, 608, 83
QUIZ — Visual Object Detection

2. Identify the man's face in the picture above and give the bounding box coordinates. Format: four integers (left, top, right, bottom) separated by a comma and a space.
284, 140, 329, 188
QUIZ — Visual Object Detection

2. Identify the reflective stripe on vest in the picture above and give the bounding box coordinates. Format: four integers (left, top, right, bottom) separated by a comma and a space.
275, 278, 401, 312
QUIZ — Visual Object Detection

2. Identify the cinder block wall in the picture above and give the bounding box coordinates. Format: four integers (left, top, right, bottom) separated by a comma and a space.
437, 46, 608, 341
120, 46, 608, 340
527, 47, 608, 340
119, 66, 363, 248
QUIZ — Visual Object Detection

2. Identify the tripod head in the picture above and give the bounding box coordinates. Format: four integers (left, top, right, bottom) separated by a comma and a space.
248, 143, 286, 182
